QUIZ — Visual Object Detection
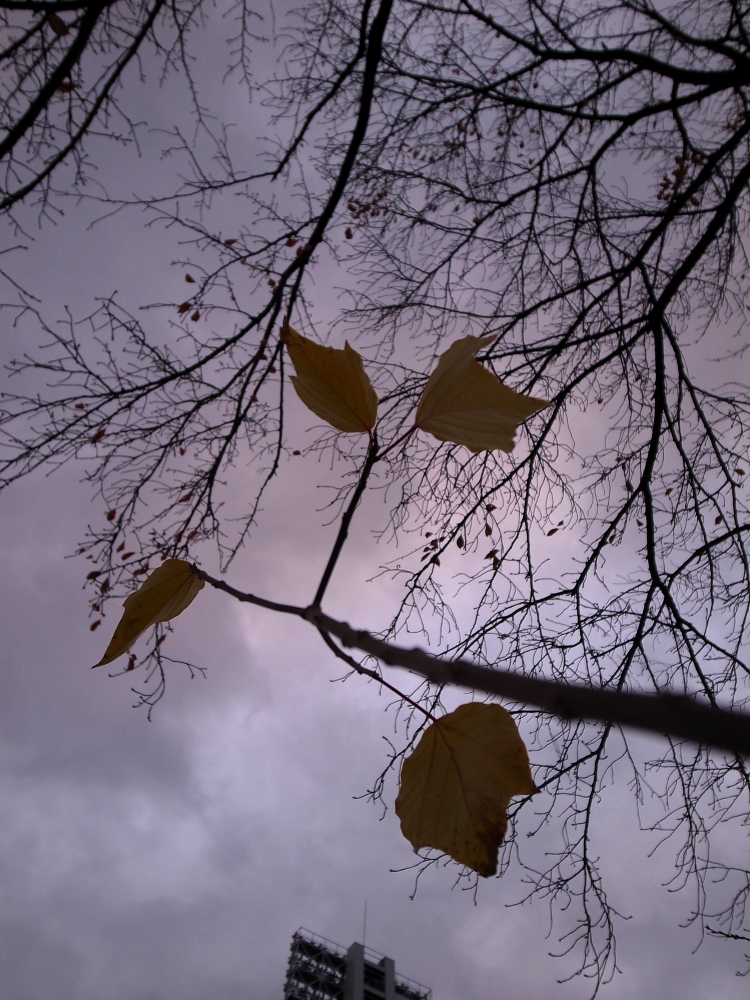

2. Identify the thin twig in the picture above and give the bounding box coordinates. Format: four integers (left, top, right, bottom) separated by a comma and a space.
313, 434, 378, 606
317, 628, 437, 721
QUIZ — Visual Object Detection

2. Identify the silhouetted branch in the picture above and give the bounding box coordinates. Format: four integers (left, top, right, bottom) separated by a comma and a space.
194, 567, 750, 755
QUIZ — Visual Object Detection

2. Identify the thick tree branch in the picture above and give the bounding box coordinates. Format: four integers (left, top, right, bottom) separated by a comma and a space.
194, 568, 750, 755
308, 610, 750, 756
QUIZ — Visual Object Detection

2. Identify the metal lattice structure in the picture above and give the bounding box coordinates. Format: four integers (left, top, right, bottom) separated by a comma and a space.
283, 929, 432, 1000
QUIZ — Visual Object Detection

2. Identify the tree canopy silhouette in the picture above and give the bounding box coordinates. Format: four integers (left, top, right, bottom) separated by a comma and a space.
2, 0, 750, 987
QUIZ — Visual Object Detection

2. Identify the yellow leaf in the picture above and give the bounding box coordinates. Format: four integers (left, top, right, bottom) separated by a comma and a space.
395, 702, 538, 877
415, 334, 549, 452
94, 559, 204, 666
281, 322, 377, 433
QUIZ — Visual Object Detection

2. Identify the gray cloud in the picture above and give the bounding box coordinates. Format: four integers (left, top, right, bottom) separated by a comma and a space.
2, 449, 749, 1000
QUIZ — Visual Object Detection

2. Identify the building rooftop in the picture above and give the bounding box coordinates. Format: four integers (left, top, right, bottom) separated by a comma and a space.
283, 927, 432, 1000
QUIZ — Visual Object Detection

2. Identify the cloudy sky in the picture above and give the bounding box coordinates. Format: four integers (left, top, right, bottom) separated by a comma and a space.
2, 5, 750, 999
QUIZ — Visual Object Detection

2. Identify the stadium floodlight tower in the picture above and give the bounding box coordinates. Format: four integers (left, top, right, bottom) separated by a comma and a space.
283, 928, 432, 1000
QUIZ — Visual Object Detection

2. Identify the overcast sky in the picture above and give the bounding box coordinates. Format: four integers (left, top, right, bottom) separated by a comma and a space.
2, 5, 750, 998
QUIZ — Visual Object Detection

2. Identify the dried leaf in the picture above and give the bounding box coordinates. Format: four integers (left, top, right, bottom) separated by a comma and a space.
395, 703, 538, 877
281, 322, 378, 433
94, 559, 204, 666
47, 12, 69, 35
415, 335, 549, 452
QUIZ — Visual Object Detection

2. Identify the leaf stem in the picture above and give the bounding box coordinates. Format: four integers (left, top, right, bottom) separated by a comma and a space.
192, 567, 305, 617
